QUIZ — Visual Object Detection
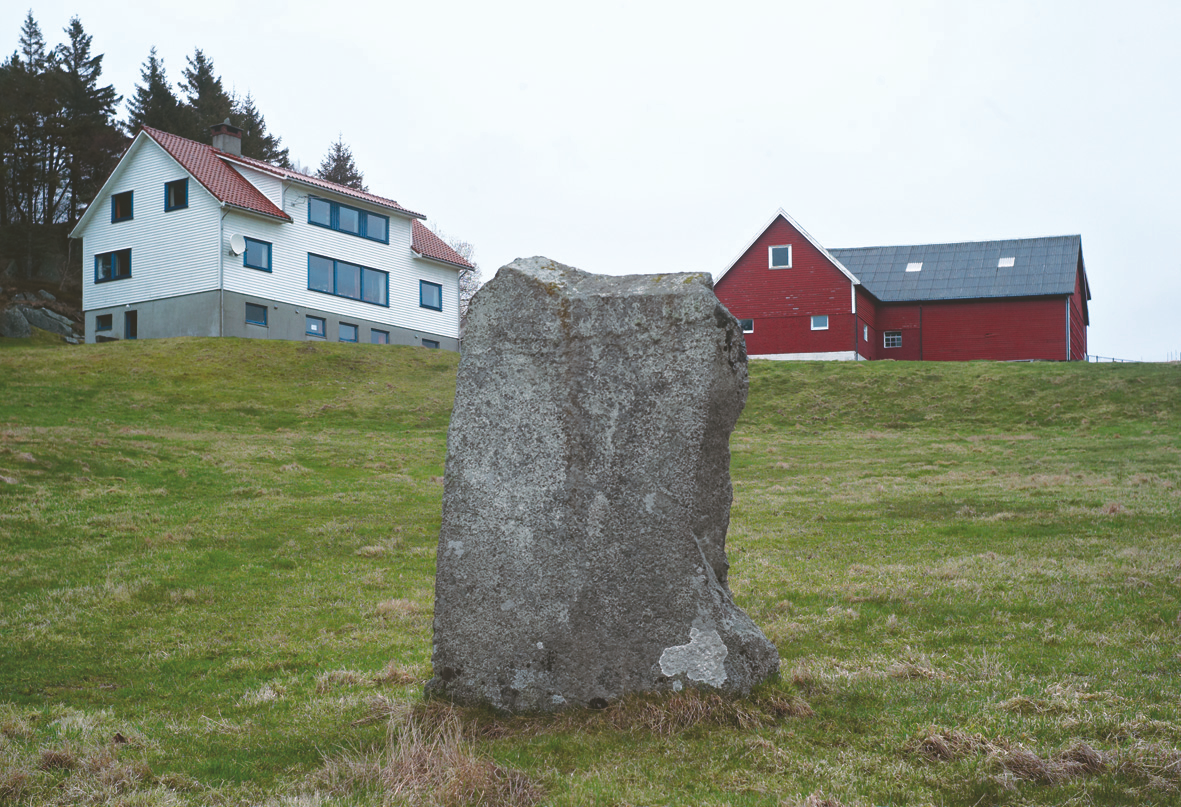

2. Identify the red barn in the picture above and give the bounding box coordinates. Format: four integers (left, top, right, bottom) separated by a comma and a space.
716, 210, 1091, 362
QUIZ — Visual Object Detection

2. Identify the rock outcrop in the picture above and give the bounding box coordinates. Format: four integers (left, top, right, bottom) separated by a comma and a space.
426, 257, 778, 712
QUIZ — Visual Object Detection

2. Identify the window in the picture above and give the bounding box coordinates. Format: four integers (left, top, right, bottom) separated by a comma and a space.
906, 262, 923, 272
863, 324, 868, 342
124, 310, 138, 340
244, 237, 272, 271
165, 179, 188, 211
111, 191, 133, 222
371, 329, 389, 344
95, 249, 131, 282
339, 323, 358, 342
306, 196, 390, 243
769, 245, 792, 269
245, 303, 268, 326
307, 254, 388, 306
95, 314, 112, 331
884, 330, 902, 348
998, 256, 1015, 268
306, 315, 326, 337
738, 319, 754, 333
422, 339, 440, 349
420, 280, 443, 311
811, 315, 828, 330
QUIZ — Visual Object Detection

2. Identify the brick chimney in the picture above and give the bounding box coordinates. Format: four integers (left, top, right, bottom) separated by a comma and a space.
210, 118, 242, 156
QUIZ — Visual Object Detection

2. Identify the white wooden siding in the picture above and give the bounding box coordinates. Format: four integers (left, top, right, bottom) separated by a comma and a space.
81, 138, 221, 311
230, 163, 284, 210
222, 188, 460, 339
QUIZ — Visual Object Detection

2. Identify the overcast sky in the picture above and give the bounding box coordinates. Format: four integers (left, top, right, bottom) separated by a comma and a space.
9, 0, 1180, 360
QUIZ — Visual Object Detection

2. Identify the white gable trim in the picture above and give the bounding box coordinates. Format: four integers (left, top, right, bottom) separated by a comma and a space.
69, 131, 151, 238
715, 208, 860, 287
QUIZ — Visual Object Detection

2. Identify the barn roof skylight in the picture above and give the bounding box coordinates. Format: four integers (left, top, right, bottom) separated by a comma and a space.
998, 257, 1015, 268
906, 262, 923, 272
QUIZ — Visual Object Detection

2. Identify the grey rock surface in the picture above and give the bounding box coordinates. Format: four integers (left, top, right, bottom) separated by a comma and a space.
37, 289, 56, 301
427, 257, 778, 712
1, 307, 31, 338
20, 306, 74, 336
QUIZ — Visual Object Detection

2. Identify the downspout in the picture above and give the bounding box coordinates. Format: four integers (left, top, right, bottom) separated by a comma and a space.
1065, 298, 1071, 361
851, 282, 858, 360
219, 206, 228, 336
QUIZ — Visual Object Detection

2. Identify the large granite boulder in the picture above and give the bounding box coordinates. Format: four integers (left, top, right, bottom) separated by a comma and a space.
427, 257, 778, 712
1, 307, 31, 338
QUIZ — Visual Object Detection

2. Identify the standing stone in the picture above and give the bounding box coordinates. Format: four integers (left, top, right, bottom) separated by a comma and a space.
427, 257, 778, 712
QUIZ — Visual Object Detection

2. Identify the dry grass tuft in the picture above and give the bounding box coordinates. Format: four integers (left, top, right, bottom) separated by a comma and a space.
355, 545, 385, 558
315, 669, 371, 694
912, 729, 1111, 784
308, 750, 383, 797
601, 690, 811, 735
377, 660, 422, 686
376, 598, 424, 620
383, 707, 542, 807
38, 747, 79, 770
0, 768, 31, 802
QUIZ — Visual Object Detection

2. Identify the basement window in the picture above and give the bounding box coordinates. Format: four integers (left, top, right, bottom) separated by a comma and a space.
884, 330, 902, 349
111, 191, 133, 222
95, 314, 112, 331
739, 319, 754, 333
306, 315, 326, 338
906, 262, 923, 272
165, 179, 188, 211
245, 303, 268, 326
422, 339, 440, 349
769, 245, 792, 269
998, 256, 1015, 268
339, 323, 358, 342
371, 329, 390, 344
811, 315, 829, 330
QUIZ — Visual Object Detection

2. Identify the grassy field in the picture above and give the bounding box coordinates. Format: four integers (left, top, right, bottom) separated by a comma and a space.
1, 335, 1179, 806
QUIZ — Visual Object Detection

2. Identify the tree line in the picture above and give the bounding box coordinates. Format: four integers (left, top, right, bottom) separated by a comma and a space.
1, 11, 368, 282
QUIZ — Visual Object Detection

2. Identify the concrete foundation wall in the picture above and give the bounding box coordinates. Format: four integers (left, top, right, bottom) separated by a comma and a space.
85, 290, 458, 351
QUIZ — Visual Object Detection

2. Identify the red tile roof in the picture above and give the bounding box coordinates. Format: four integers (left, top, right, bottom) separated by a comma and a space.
142, 127, 290, 221
141, 127, 426, 221
411, 220, 475, 270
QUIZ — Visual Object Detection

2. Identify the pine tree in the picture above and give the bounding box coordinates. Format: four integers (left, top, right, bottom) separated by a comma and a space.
4, 11, 59, 226
126, 48, 184, 134
233, 92, 289, 166
53, 16, 124, 223
316, 136, 367, 191
180, 49, 232, 140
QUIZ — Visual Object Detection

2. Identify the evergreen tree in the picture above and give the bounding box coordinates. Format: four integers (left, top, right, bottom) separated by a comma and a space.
126, 48, 184, 133
3, 11, 58, 226
233, 92, 289, 166
180, 48, 232, 140
316, 136, 366, 191
53, 16, 124, 223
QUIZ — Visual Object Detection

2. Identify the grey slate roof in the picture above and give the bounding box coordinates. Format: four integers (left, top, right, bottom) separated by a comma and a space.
830, 235, 1087, 303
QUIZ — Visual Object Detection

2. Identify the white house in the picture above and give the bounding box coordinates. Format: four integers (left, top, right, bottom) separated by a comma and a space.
70, 122, 472, 350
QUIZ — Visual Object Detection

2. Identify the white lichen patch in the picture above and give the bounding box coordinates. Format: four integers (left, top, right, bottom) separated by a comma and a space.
659, 627, 729, 687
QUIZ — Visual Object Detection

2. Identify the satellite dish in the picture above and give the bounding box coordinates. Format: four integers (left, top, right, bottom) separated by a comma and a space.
229, 234, 246, 256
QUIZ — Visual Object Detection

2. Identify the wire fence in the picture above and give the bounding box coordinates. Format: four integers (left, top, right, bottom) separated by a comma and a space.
1086, 354, 1140, 363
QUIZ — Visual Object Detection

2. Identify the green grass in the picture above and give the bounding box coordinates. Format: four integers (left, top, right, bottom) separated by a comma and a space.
1, 338, 1179, 806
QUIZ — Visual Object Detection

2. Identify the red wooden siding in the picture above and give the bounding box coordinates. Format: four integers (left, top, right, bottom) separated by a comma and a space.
855, 287, 878, 359
1069, 267, 1087, 360
716, 216, 854, 355
874, 298, 1066, 362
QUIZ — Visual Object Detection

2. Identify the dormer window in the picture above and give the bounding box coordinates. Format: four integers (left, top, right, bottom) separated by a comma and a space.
307, 196, 390, 244
769, 245, 792, 269
906, 262, 923, 272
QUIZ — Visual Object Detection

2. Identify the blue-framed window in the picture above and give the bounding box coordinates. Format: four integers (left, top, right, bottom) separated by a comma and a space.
245, 303, 268, 326
307, 196, 389, 243
420, 280, 443, 311
244, 238, 272, 272
111, 191, 133, 222
422, 339, 440, 349
307, 253, 388, 306
165, 179, 188, 211
371, 329, 389, 344
339, 323, 358, 342
95, 249, 131, 282
306, 315, 326, 337
95, 314, 112, 331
